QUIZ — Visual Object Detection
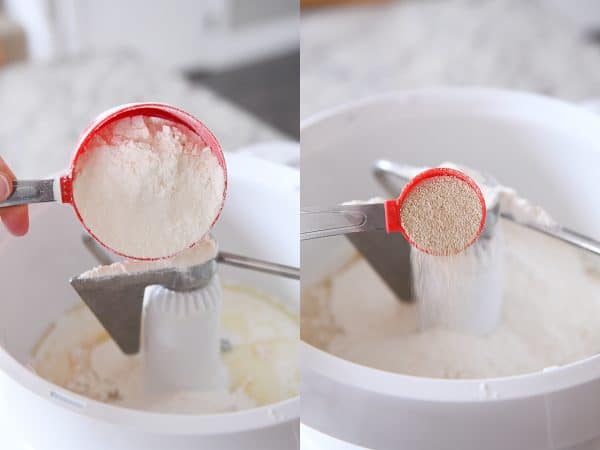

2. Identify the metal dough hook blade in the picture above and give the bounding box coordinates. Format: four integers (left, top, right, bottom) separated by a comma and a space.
70, 260, 217, 354
72, 235, 299, 354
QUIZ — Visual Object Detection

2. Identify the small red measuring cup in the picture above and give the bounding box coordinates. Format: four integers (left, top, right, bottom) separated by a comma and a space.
0, 103, 228, 260
384, 167, 486, 255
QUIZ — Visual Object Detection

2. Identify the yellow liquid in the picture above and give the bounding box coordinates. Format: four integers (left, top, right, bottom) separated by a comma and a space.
32, 283, 298, 413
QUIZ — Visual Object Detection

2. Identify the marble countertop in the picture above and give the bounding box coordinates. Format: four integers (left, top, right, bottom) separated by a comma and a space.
301, 0, 600, 118
0, 53, 285, 179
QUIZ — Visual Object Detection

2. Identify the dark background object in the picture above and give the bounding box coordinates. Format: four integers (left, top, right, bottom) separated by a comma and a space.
188, 51, 299, 140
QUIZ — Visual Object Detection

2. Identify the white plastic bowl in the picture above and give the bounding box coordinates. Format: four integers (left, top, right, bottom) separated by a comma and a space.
301, 88, 600, 450
0, 152, 299, 450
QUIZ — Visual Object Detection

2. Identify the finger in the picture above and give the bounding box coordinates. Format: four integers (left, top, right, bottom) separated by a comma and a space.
0, 155, 16, 179
0, 172, 10, 201
0, 155, 16, 202
1, 205, 29, 236
0, 155, 29, 236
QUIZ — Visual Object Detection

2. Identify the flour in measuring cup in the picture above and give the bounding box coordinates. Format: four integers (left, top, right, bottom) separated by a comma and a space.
72, 115, 225, 259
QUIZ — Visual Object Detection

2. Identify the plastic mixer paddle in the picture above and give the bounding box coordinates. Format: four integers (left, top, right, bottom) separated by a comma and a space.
143, 276, 227, 394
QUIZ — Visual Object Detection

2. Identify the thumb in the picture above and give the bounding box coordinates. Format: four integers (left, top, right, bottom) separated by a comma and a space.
0, 172, 10, 201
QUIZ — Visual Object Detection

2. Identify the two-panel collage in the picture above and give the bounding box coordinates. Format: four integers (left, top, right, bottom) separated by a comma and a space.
3, 1, 600, 449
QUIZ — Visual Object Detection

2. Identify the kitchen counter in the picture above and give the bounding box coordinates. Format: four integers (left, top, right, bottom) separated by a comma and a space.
301, 0, 600, 117
0, 53, 285, 178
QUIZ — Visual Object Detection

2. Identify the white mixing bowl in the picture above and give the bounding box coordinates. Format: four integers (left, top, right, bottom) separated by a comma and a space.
0, 152, 299, 450
301, 88, 600, 450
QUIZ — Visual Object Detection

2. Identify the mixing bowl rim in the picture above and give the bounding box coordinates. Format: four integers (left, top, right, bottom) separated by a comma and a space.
0, 152, 300, 434
300, 86, 600, 136
300, 87, 600, 403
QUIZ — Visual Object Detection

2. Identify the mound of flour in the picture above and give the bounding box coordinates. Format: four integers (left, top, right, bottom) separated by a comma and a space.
302, 220, 600, 379
80, 236, 218, 279
33, 285, 299, 413
73, 115, 225, 259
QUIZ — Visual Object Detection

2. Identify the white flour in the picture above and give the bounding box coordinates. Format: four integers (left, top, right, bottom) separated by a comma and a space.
80, 236, 218, 279
411, 229, 504, 335
33, 285, 299, 413
72, 115, 225, 260
448, 163, 557, 229
302, 220, 600, 378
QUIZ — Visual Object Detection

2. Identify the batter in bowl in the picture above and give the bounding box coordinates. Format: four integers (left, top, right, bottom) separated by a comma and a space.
33, 283, 298, 413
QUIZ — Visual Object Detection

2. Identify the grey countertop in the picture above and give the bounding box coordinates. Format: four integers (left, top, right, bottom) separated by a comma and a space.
301, 0, 600, 118
0, 53, 285, 179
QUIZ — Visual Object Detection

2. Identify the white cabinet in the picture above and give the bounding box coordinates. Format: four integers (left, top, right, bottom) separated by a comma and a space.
5, 0, 298, 71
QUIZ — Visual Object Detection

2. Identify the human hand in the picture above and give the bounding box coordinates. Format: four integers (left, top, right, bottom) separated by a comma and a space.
0, 156, 29, 236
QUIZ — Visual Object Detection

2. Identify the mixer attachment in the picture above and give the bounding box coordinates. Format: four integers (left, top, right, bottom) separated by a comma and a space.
143, 276, 227, 394
341, 161, 420, 302
71, 235, 299, 355
342, 160, 502, 303
70, 260, 217, 354
346, 231, 412, 300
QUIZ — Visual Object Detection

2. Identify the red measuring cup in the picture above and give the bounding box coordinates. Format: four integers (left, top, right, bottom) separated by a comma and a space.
384, 167, 486, 255
0, 103, 227, 260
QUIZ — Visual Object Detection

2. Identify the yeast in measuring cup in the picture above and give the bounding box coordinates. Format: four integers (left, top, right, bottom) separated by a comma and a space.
71, 115, 225, 259
399, 175, 484, 256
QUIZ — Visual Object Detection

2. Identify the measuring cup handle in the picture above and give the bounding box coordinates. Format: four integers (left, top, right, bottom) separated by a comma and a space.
217, 252, 300, 280
0, 179, 57, 207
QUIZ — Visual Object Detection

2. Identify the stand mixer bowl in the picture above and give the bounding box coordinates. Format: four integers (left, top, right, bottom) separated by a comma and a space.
0, 153, 299, 450
301, 88, 600, 450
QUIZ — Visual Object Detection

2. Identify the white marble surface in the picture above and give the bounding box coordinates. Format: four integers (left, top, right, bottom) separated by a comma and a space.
0, 52, 284, 178
301, 0, 600, 118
